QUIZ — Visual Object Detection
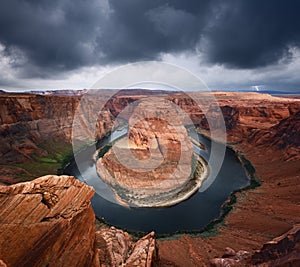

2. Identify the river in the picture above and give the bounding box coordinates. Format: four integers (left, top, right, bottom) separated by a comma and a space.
63, 127, 250, 234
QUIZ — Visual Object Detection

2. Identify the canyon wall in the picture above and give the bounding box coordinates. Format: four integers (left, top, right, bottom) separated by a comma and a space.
0, 93, 115, 183
0, 94, 78, 164
157, 93, 300, 266
252, 223, 300, 266
0, 93, 118, 165
1, 91, 298, 184
97, 97, 196, 207
0, 90, 299, 266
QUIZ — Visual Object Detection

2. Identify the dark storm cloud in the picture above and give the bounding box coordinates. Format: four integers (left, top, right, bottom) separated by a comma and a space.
0, 0, 300, 77
0, 0, 108, 75
97, 0, 214, 62
0, 0, 215, 76
203, 0, 300, 68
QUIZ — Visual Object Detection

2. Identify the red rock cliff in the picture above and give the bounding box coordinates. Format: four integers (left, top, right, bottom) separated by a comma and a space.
0, 174, 159, 267
0, 175, 100, 267
1, 91, 300, 266
0, 93, 117, 164
0, 93, 116, 183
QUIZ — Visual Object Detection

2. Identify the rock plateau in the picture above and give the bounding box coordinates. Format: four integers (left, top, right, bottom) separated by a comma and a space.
0, 90, 299, 266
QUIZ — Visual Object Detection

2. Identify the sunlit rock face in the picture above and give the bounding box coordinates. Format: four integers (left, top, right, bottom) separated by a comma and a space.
0, 174, 159, 267
0, 175, 100, 267
96, 97, 206, 207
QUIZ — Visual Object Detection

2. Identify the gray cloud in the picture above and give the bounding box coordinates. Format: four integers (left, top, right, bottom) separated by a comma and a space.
0, 0, 300, 82
97, 0, 213, 63
202, 0, 300, 68
0, 0, 108, 75
0, 0, 214, 76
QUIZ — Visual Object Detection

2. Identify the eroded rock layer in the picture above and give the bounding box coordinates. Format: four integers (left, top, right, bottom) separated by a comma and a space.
96, 97, 204, 207
0, 90, 300, 266
252, 223, 300, 266
0, 175, 99, 267
157, 94, 300, 266
96, 227, 157, 267
0, 92, 115, 183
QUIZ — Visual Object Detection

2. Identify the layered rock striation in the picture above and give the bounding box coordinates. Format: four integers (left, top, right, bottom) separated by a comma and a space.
0, 175, 99, 267
0, 94, 78, 165
0, 174, 159, 267
158, 94, 300, 266
210, 224, 300, 266
96, 97, 207, 207
1, 91, 298, 184
1, 90, 300, 266
0, 92, 115, 183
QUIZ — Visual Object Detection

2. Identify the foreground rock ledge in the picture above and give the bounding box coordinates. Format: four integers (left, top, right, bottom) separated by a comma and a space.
0, 175, 100, 267
0, 175, 158, 267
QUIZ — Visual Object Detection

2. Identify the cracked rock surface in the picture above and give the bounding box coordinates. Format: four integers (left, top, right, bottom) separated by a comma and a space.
0, 175, 100, 267
96, 227, 157, 267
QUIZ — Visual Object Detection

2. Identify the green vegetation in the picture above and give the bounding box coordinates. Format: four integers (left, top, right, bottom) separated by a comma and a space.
38, 157, 58, 163
14, 162, 62, 180
11, 132, 118, 181
190, 151, 261, 239
12, 140, 74, 180
237, 152, 262, 189
93, 129, 261, 240
14, 127, 260, 241
38, 141, 74, 176
156, 152, 260, 240
186, 152, 261, 239
95, 136, 260, 240
191, 154, 206, 181
97, 132, 126, 159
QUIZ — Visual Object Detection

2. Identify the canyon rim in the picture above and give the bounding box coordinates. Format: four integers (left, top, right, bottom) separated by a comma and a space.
1, 0, 300, 265
0, 87, 299, 266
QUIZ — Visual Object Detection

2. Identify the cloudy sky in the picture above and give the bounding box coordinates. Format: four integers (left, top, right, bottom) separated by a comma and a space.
0, 0, 300, 92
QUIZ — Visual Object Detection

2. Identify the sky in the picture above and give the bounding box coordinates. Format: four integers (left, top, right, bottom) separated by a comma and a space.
0, 0, 300, 92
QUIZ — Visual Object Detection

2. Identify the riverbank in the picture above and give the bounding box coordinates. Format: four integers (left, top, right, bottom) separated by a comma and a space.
76, 129, 249, 238
93, 134, 257, 239
157, 130, 299, 265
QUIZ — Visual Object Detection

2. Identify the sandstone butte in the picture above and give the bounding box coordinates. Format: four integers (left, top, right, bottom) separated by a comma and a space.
96, 97, 208, 207
0, 90, 299, 266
